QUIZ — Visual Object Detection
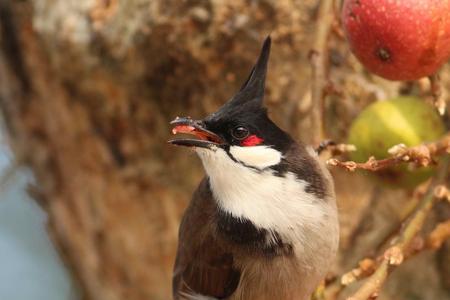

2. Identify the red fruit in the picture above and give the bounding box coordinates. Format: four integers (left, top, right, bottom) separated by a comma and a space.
342, 0, 450, 80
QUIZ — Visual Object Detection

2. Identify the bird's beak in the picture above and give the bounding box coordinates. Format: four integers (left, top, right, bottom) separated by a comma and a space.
168, 117, 224, 149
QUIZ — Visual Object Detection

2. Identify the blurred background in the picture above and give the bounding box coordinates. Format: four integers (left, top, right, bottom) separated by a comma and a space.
0, 0, 448, 299
0, 130, 78, 300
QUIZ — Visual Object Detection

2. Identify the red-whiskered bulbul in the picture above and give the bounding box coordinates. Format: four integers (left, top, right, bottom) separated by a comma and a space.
169, 37, 339, 300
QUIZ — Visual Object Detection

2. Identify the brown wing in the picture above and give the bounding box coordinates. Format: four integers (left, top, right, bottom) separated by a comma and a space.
173, 178, 241, 299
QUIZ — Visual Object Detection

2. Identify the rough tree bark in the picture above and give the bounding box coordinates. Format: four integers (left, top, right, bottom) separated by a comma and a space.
0, 1, 448, 300
0, 1, 321, 299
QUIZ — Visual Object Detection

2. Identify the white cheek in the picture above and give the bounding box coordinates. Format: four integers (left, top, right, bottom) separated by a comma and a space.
229, 145, 282, 169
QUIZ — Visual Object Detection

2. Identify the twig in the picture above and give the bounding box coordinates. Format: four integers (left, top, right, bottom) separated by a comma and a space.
327, 134, 450, 171
429, 73, 447, 115
311, 281, 326, 300
340, 258, 376, 286
316, 140, 356, 156
434, 185, 450, 203
324, 183, 450, 299
426, 220, 450, 250
346, 156, 450, 300
316, 140, 336, 154
316, 140, 356, 155
309, 0, 335, 145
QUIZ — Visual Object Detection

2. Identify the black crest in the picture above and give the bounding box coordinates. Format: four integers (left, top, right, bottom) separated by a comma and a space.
233, 36, 271, 106
208, 36, 272, 121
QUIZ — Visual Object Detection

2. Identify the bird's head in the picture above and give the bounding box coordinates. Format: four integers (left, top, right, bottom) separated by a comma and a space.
169, 37, 293, 171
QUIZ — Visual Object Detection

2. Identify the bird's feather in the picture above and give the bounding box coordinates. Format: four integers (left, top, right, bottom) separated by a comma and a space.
173, 179, 241, 299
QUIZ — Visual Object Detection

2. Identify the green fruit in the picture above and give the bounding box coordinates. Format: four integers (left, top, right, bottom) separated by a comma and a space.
348, 97, 445, 188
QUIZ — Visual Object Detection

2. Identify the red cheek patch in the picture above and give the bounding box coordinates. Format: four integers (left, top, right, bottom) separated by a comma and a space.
241, 135, 264, 146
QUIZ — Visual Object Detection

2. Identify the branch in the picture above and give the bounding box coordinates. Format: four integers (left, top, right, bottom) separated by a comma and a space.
429, 73, 447, 116
434, 185, 450, 203
346, 156, 450, 300
340, 258, 376, 287
309, 0, 335, 145
316, 139, 356, 155
426, 220, 450, 250
327, 134, 450, 171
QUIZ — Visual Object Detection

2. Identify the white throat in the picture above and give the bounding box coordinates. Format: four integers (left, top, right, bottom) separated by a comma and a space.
195, 146, 338, 250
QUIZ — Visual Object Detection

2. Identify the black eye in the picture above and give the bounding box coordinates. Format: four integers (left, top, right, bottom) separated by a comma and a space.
231, 126, 249, 140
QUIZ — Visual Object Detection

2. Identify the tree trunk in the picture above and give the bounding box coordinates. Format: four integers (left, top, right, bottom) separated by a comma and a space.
0, 1, 319, 299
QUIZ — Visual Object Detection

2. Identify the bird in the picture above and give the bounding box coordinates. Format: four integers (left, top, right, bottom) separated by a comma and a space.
169, 36, 339, 300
